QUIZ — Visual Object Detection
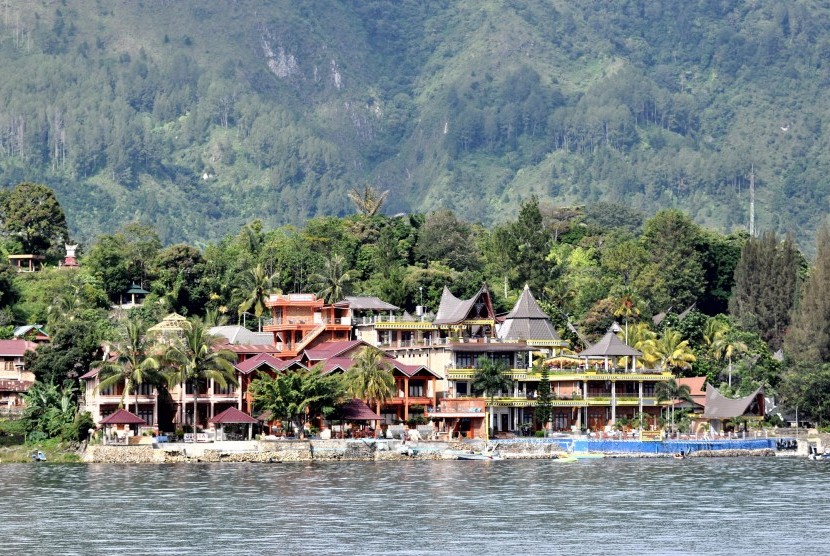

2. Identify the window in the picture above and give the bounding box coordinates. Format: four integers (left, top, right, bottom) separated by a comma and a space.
137, 408, 154, 426
455, 382, 468, 396
408, 383, 424, 397
214, 383, 236, 395
643, 383, 655, 397
553, 411, 569, 431
136, 383, 153, 396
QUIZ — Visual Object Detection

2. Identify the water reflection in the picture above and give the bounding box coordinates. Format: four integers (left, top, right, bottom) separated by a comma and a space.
2, 459, 827, 555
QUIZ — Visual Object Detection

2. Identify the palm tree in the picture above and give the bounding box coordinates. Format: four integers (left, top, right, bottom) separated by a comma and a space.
249, 364, 344, 436
652, 329, 696, 372
345, 347, 396, 419
655, 378, 693, 434
628, 323, 659, 369
163, 318, 237, 433
308, 254, 356, 304
472, 358, 514, 434
235, 264, 279, 325
705, 319, 748, 388
348, 185, 389, 217
613, 288, 641, 344
94, 320, 161, 415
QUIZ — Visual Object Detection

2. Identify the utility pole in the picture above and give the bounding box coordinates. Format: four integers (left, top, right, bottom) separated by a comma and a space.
749, 165, 756, 237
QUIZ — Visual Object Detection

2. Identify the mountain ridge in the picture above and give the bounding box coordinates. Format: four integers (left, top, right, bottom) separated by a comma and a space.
0, 0, 826, 249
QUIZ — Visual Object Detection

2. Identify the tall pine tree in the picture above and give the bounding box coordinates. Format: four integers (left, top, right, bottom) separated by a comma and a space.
730, 231, 801, 350
785, 224, 830, 362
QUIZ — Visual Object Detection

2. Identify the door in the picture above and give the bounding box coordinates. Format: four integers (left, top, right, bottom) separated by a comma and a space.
500, 413, 509, 432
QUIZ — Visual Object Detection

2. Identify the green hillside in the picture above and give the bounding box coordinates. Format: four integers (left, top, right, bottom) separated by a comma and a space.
0, 0, 828, 247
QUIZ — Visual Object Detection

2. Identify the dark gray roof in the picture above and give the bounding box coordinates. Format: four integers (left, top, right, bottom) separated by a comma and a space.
434, 285, 493, 325
504, 285, 549, 320
339, 296, 399, 311
703, 383, 764, 419
498, 285, 561, 342
578, 331, 642, 357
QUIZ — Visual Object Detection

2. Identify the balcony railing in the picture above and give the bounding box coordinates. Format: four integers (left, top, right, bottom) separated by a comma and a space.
445, 368, 673, 381
262, 317, 348, 327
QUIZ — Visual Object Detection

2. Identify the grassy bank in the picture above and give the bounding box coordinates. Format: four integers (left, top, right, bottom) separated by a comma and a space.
0, 437, 82, 464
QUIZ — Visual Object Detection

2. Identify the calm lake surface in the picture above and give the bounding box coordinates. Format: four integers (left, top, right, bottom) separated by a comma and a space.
2, 458, 828, 555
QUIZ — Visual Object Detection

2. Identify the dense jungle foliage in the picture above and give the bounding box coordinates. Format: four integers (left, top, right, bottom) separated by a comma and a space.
3, 182, 830, 430
0, 1, 827, 250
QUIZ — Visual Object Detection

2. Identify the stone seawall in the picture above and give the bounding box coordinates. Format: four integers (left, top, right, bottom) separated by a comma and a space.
82, 441, 779, 463
84, 445, 165, 463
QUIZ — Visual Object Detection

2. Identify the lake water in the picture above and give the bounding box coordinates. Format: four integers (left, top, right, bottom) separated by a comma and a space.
2, 458, 828, 555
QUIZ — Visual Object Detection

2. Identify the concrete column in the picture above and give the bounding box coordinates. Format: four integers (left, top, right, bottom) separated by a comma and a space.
152, 388, 158, 429
638, 381, 643, 426
611, 380, 616, 424
404, 377, 410, 421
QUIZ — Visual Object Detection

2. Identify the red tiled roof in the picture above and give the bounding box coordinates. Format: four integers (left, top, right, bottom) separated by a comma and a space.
319, 357, 352, 374
221, 343, 279, 354
209, 407, 259, 424
99, 409, 146, 425
341, 399, 381, 421
678, 377, 707, 398
303, 340, 369, 361
235, 353, 305, 374
388, 360, 442, 378
0, 379, 33, 392
80, 368, 99, 379
0, 339, 37, 357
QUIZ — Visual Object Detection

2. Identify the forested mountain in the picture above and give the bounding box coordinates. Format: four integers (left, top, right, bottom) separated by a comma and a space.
0, 0, 828, 247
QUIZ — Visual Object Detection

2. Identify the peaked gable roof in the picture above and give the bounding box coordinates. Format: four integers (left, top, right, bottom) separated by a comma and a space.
209, 406, 259, 424
13, 324, 49, 339
433, 285, 494, 325
235, 353, 305, 374
303, 340, 370, 362
341, 399, 381, 421
498, 285, 562, 342
578, 331, 642, 357
702, 383, 765, 419
99, 408, 146, 425
0, 339, 37, 357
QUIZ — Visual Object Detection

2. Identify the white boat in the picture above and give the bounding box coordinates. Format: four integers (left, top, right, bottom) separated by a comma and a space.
456, 451, 503, 461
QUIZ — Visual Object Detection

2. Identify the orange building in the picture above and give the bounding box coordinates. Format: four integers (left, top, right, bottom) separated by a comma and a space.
263, 293, 352, 357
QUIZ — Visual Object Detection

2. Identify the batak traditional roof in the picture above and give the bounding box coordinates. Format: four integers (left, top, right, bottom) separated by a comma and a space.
578, 331, 642, 357
0, 339, 37, 357
235, 353, 305, 374
335, 296, 399, 311
498, 285, 562, 342
209, 406, 259, 424
433, 285, 494, 325
341, 399, 381, 421
99, 409, 146, 425
702, 383, 765, 419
